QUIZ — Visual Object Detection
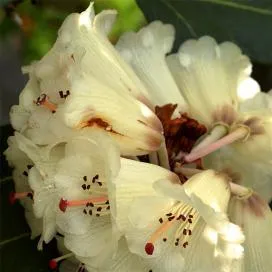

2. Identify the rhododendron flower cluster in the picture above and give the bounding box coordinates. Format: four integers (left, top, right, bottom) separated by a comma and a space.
4, 2, 272, 272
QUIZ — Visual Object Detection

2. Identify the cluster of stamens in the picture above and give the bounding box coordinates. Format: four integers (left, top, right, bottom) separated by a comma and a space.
81, 174, 102, 190
145, 203, 199, 255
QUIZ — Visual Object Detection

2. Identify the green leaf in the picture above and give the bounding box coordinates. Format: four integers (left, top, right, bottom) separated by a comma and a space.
136, 0, 272, 64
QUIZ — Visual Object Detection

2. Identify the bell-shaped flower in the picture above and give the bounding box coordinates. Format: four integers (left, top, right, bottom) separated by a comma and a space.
63, 74, 163, 156
13, 132, 66, 248
116, 21, 187, 114
112, 161, 243, 272
4, 136, 43, 239
228, 192, 272, 271
54, 130, 121, 266
166, 37, 272, 166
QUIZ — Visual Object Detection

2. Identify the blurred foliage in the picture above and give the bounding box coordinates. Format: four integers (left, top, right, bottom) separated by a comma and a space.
0, 0, 145, 64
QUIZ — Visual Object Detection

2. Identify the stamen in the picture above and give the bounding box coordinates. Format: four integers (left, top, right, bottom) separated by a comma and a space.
148, 152, 159, 165
191, 124, 228, 153
49, 253, 74, 270
59, 196, 108, 212
34, 94, 57, 113
9, 191, 33, 204
174, 164, 202, 177
185, 126, 250, 163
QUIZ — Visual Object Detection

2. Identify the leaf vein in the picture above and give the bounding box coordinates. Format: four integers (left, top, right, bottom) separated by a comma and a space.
200, 0, 272, 15
0, 233, 30, 248
161, 0, 197, 37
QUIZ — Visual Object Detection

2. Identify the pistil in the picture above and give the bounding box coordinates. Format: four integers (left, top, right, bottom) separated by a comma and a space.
59, 196, 108, 212
49, 253, 74, 269
185, 126, 250, 163
9, 191, 33, 204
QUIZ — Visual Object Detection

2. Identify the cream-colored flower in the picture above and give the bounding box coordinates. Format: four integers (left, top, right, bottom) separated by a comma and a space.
228, 192, 272, 271
4, 136, 43, 239
112, 164, 243, 272
53, 130, 120, 267
13, 132, 66, 248
21, 3, 163, 155
166, 37, 272, 166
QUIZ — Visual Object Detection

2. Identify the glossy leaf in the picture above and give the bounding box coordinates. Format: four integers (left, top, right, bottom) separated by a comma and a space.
136, 0, 272, 64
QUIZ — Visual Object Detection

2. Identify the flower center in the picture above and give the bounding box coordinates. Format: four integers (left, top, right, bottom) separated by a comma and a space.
155, 104, 207, 167
145, 202, 200, 255
34, 94, 57, 113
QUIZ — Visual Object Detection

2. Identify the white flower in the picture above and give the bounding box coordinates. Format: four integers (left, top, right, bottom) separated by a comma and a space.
63, 74, 163, 156
20, 3, 163, 155
165, 37, 272, 167
4, 136, 43, 239
13, 132, 65, 248
116, 21, 187, 114
112, 163, 243, 271
228, 193, 272, 271
9, 72, 75, 146
203, 91, 272, 202
53, 130, 121, 267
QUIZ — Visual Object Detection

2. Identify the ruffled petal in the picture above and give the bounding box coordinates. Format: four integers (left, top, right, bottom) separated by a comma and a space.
167, 36, 250, 127
116, 21, 187, 112
229, 196, 272, 272
64, 216, 115, 258
111, 158, 178, 231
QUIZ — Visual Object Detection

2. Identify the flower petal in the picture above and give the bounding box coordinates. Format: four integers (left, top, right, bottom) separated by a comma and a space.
63, 75, 163, 155
116, 21, 187, 112
167, 36, 250, 127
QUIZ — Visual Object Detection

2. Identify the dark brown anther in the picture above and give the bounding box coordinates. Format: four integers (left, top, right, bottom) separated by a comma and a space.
183, 242, 189, 248
59, 91, 64, 98
168, 216, 175, 221
35, 93, 47, 106
92, 174, 99, 183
